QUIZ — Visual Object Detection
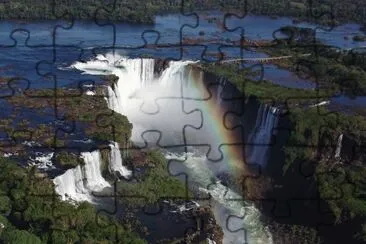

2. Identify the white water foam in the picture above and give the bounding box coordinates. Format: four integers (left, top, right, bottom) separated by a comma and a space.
246, 104, 279, 167
82, 151, 111, 191
53, 150, 110, 203
109, 141, 132, 179
166, 152, 273, 244
85, 90, 95, 96
309, 100, 330, 107
335, 133, 343, 159
28, 152, 55, 171
207, 238, 216, 244
70, 53, 273, 244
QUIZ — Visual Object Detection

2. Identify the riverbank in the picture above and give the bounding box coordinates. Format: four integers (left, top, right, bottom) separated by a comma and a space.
199, 58, 366, 244
0, 74, 224, 243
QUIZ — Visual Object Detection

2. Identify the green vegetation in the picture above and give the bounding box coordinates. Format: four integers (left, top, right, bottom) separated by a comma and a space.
199, 63, 333, 104
278, 25, 315, 43
244, 0, 366, 27
0, 157, 146, 243
6, 78, 133, 146
0, 0, 243, 23
259, 32, 366, 96
1, 74, 195, 242
0, 117, 66, 151
269, 222, 321, 244
117, 150, 192, 206
283, 106, 366, 172
353, 35, 366, 42
1, 229, 42, 244
203, 56, 366, 243
54, 151, 82, 169
280, 106, 366, 243
1, 0, 366, 27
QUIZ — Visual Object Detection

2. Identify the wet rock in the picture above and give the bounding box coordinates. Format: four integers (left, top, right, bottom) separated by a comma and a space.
154, 59, 170, 76
183, 206, 223, 244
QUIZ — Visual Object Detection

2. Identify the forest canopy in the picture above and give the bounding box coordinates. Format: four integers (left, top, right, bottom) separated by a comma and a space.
0, 0, 365, 27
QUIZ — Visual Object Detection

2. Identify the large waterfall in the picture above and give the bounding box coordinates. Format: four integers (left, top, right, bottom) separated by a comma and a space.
70, 53, 273, 244
53, 150, 110, 202
109, 141, 132, 179
246, 104, 279, 166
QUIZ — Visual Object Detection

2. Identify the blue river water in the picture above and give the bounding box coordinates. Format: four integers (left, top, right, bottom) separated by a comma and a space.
0, 12, 365, 106
0, 11, 365, 244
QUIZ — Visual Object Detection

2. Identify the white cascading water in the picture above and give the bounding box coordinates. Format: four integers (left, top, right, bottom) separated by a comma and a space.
101, 54, 200, 146
335, 133, 343, 159
165, 152, 273, 244
216, 76, 226, 106
82, 151, 111, 191
246, 104, 279, 167
53, 165, 90, 202
70, 52, 273, 244
109, 141, 132, 179
28, 152, 55, 171
53, 150, 110, 203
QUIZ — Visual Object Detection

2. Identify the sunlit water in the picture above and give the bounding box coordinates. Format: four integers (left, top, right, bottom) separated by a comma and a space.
70, 52, 273, 244
0, 12, 364, 93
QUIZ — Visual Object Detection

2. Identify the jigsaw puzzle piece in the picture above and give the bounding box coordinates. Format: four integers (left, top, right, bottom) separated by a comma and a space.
165, 145, 272, 243
182, 96, 245, 161
181, 69, 277, 169
55, 17, 115, 49
224, 204, 273, 244
0, 30, 56, 90
109, 30, 185, 61
71, 55, 204, 148
0, 77, 30, 98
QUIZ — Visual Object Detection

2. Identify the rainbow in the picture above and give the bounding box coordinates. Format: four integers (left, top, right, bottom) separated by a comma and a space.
187, 66, 248, 179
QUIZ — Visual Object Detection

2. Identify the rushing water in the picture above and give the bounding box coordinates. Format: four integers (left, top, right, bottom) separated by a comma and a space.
246, 105, 280, 167
335, 133, 344, 159
0, 12, 365, 93
109, 141, 132, 179
53, 140, 134, 201
53, 150, 110, 202
69, 53, 274, 244
1, 11, 366, 244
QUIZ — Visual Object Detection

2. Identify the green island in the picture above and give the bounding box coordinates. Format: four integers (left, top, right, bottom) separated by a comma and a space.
0, 73, 222, 243
256, 27, 366, 97
0, 1, 366, 244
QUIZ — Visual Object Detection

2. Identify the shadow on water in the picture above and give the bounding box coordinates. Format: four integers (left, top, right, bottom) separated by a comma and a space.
92, 192, 196, 243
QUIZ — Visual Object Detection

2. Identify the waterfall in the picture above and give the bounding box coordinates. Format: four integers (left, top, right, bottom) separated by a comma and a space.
82, 151, 111, 191
216, 76, 227, 105
107, 57, 155, 115
70, 53, 273, 244
106, 85, 123, 114
97, 55, 201, 146
93, 54, 198, 116
53, 150, 110, 203
109, 142, 132, 179
53, 165, 90, 202
247, 104, 279, 166
335, 133, 343, 159
166, 152, 273, 244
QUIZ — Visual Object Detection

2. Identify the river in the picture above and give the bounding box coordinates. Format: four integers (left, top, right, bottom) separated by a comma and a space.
1, 11, 366, 244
